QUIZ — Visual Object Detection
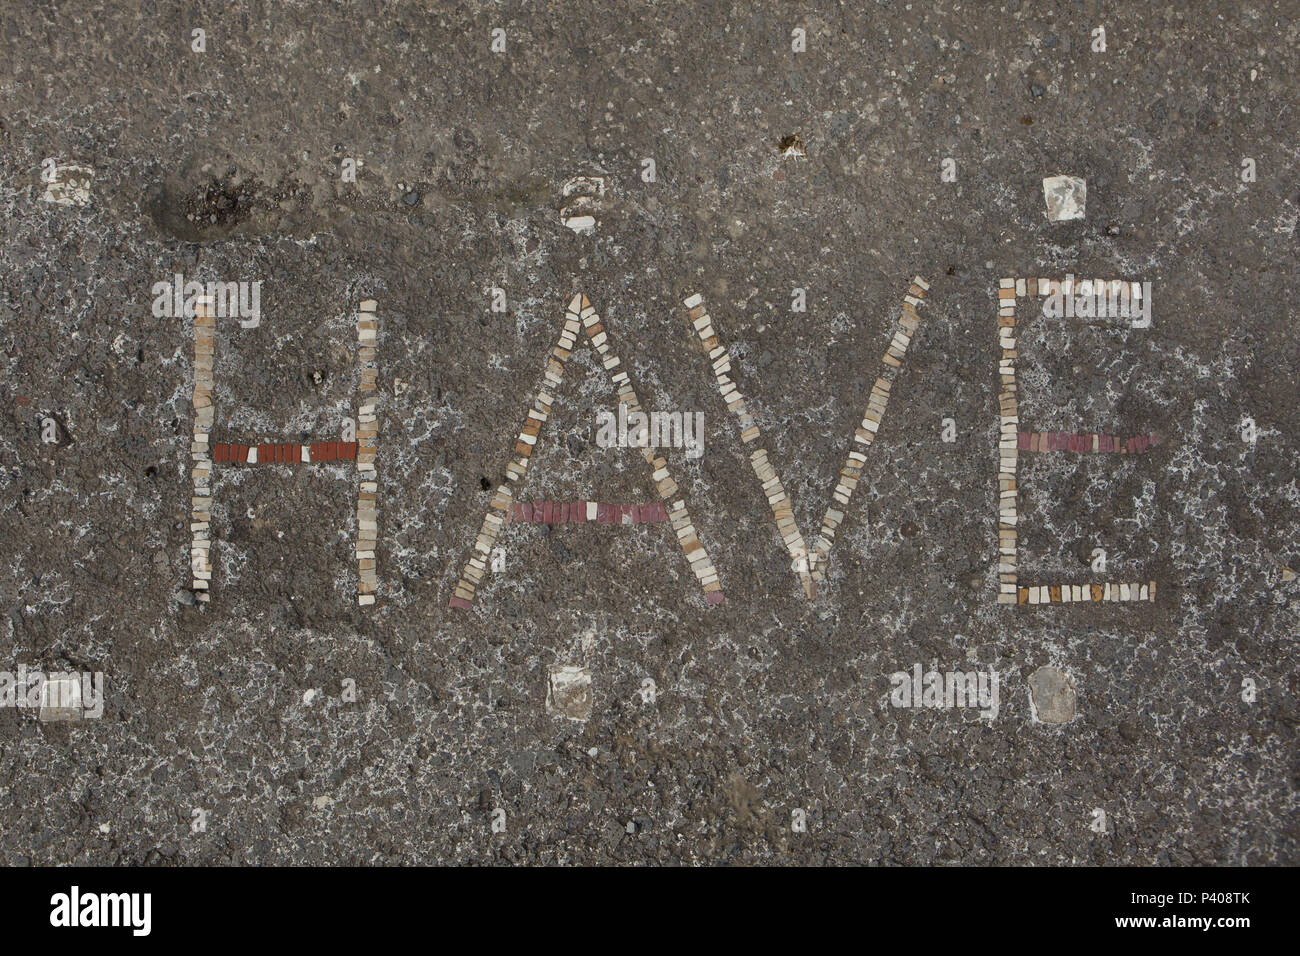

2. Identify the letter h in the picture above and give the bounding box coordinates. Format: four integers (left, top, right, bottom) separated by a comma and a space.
189, 295, 379, 605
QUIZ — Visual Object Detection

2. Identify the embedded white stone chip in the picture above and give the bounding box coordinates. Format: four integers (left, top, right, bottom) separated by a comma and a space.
561, 213, 596, 235
1028, 666, 1077, 724
560, 174, 604, 235
40, 164, 94, 207
546, 664, 592, 720
40, 678, 84, 722
1042, 175, 1087, 221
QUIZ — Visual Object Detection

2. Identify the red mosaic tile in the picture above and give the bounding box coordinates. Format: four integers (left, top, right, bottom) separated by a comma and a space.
484, 500, 677, 527
1021, 430, 1156, 455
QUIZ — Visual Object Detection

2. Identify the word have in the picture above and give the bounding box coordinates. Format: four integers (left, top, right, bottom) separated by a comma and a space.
177, 276, 1163, 611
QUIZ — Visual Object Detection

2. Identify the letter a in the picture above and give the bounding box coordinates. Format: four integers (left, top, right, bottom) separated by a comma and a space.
449, 294, 724, 609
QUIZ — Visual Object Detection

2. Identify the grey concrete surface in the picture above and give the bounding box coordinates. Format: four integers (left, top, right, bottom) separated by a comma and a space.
0, 1, 1297, 864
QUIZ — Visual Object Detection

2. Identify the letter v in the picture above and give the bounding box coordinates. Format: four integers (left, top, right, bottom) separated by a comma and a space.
681, 277, 929, 598
449, 293, 724, 609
